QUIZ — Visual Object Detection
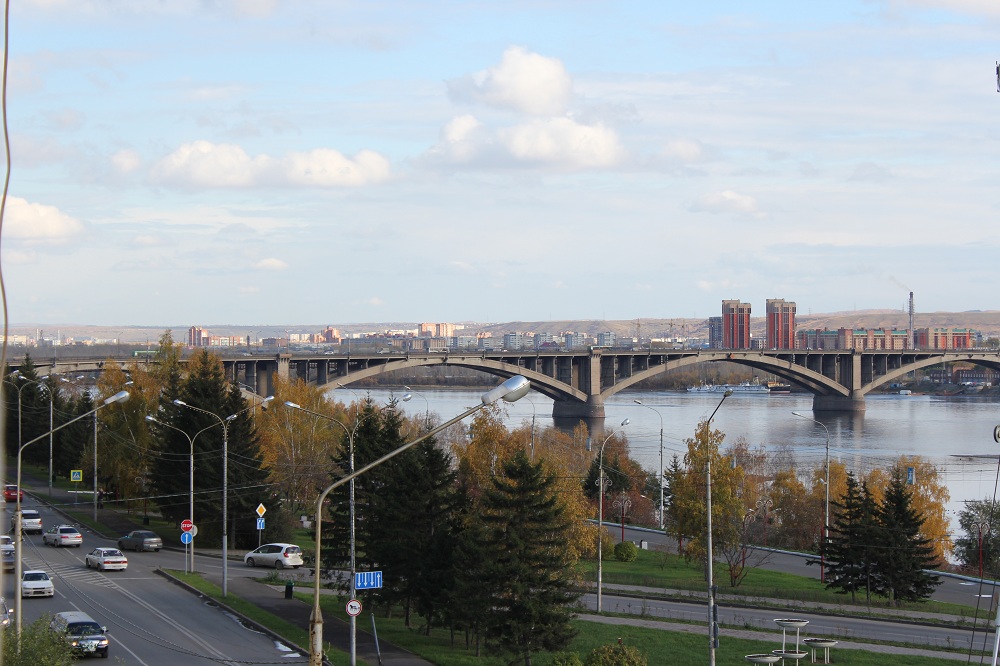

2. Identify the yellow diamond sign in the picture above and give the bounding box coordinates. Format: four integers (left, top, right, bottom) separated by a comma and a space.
256, 503, 266, 518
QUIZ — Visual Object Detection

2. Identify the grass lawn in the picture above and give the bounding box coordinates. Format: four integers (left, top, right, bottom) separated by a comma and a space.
166, 555, 982, 666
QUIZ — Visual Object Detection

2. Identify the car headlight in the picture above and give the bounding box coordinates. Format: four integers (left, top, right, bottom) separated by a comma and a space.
70, 640, 79, 646
98, 638, 109, 646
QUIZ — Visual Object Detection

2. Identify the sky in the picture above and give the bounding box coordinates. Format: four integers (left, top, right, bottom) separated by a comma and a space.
1, 0, 999, 328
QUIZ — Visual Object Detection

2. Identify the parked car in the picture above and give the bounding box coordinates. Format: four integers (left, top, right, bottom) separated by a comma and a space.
21, 570, 54, 598
3, 485, 22, 502
0, 535, 13, 547
15, 510, 42, 534
43, 525, 82, 547
0, 598, 9, 629
243, 543, 304, 569
85, 548, 128, 571
1, 545, 13, 573
50, 611, 109, 659
117, 530, 162, 552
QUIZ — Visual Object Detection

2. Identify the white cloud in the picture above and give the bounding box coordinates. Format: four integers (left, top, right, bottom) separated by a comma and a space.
894, 0, 1000, 17
691, 190, 766, 218
662, 139, 705, 163
254, 257, 288, 270
112, 149, 142, 174
3, 197, 84, 242
366, 297, 384, 306
448, 46, 572, 116
239, 286, 260, 294
132, 234, 160, 246
499, 118, 623, 168
150, 141, 391, 189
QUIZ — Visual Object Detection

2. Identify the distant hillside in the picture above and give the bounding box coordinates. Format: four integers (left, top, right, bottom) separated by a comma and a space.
12, 309, 1000, 344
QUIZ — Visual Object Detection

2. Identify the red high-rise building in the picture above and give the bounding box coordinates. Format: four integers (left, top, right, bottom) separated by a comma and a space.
721, 300, 751, 349
765, 299, 796, 349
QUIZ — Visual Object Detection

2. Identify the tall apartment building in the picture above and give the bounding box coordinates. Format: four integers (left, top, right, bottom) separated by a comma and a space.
564, 332, 585, 350
765, 299, 796, 350
419, 323, 456, 337
188, 326, 209, 347
597, 331, 617, 347
534, 332, 555, 348
721, 300, 752, 349
915, 327, 974, 350
708, 317, 723, 349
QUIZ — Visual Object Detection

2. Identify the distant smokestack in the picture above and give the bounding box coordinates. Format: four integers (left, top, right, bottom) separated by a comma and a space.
908, 292, 915, 349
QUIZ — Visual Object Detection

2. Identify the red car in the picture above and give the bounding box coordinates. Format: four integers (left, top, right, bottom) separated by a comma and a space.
3, 485, 22, 502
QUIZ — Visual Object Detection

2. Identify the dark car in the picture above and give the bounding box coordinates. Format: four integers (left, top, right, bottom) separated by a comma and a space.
117, 530, 162, 552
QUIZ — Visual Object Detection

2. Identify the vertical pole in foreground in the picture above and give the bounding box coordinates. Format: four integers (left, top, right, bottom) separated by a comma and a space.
707, 460, 715, 666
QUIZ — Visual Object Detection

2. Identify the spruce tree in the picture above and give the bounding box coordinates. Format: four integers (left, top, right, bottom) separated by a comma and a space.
873, 469, 941, 605
479, 450, 579, 666
824, 472, 877, 602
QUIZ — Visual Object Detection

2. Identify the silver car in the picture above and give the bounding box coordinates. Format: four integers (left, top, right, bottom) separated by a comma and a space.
243, 543, 304, 569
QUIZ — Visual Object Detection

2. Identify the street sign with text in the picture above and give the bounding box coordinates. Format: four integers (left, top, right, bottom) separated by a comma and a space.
181, 519, 193, 533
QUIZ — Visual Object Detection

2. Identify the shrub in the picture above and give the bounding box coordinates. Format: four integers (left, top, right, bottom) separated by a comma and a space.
551, 651, 584, 666
614, 541, 638, 562
584, 642, 647, 666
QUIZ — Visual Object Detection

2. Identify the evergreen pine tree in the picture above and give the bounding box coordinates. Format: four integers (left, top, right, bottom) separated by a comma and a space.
479, 450, 579, 666
873, 469, 941, 605
823, 473, 877, 602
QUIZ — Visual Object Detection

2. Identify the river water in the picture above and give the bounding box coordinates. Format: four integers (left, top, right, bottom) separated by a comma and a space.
328, 385, 1000, 533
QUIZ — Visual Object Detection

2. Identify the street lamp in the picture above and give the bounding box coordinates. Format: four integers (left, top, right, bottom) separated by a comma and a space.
612, 491, 632, 542
792, 411, 830, 583
403, 385, 430, 428
633, 399, 665, 529
705, 389, 732, 666
594, 417, 629, 614
285, 392, 410, 666
299, 375, 529, 666
173, 395, 273, 596
972, 521, 989, 579
9, 373, 52, 497
14, 389, 129, 634
144, 414, 222, 574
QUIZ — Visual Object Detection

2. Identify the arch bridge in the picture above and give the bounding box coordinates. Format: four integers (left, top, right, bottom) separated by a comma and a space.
216, 348, 1000, 418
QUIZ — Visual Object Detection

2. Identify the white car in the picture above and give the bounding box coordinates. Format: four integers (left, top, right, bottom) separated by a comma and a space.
243, 543, 304, 569
43, 525, 82, 547
0, 535, 13, 547
85, 548, 128, 571
21, 570, 54, 598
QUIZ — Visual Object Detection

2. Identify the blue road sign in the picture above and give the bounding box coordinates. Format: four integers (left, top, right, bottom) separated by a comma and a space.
355, 571, 383, 590
256, 517, 265, 530
180, 532, 193, 545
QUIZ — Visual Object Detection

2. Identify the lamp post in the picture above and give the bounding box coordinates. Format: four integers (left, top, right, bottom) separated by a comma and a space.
633, 399, 664, 529
9, 373, 51, 496
144, 414, 222, 574
403, 385, 430, 428
14, 389, 129, 634
792, 411, 830, 583
173, 395, 273, 597
594, 417, 629, 614
972, 521, 989, 579
705, 389, 731, 666
282, 400, 369, 666
298, 375, 529, 666
612, 491, 632, 542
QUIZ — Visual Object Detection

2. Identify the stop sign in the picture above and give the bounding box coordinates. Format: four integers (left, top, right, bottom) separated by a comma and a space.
180, 519, 194, 533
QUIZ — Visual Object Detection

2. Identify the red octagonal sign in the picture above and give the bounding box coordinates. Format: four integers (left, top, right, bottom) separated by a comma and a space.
180, 519, 194, 533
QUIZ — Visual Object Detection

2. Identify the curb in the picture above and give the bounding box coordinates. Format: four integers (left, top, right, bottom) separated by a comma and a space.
153, 568, 329, 666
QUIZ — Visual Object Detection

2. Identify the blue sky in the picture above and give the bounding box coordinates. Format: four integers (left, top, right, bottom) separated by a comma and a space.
3, 0, 999, 327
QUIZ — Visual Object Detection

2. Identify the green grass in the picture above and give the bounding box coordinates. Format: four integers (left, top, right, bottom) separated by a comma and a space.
585, 548, 991, 620
167, 562, 975, 666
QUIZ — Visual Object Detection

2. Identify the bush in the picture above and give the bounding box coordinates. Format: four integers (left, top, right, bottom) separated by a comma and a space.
551, 651, 584, 666
614, 541, 638, 562
584, 642, 647, 666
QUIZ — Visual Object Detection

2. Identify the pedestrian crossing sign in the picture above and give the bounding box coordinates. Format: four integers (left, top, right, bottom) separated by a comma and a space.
70, 470, 83, 482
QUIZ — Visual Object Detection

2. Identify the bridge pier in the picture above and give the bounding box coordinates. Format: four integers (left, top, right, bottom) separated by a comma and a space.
551, 397, 606, 420
812, 394, 867, 413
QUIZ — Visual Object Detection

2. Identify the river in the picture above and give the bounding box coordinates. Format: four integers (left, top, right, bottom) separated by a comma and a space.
328, 385, 1000, 533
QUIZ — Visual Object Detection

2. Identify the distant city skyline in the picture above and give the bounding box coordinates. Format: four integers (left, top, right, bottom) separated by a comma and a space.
3, 2, 999, 325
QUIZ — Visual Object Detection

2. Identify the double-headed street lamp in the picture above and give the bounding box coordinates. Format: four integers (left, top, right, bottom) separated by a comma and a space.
144, 414, 222, 574
9, 373, 53, 497
403, 385, 430, 428
594, 417, 629, 614
14, 389, 130, 634
705, 389, 732, 666
299, 375, 529, 666
633, 399, 665, 529
792, 411, 831, 583
285, 393, 411, 666
173, 395, 273, 597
